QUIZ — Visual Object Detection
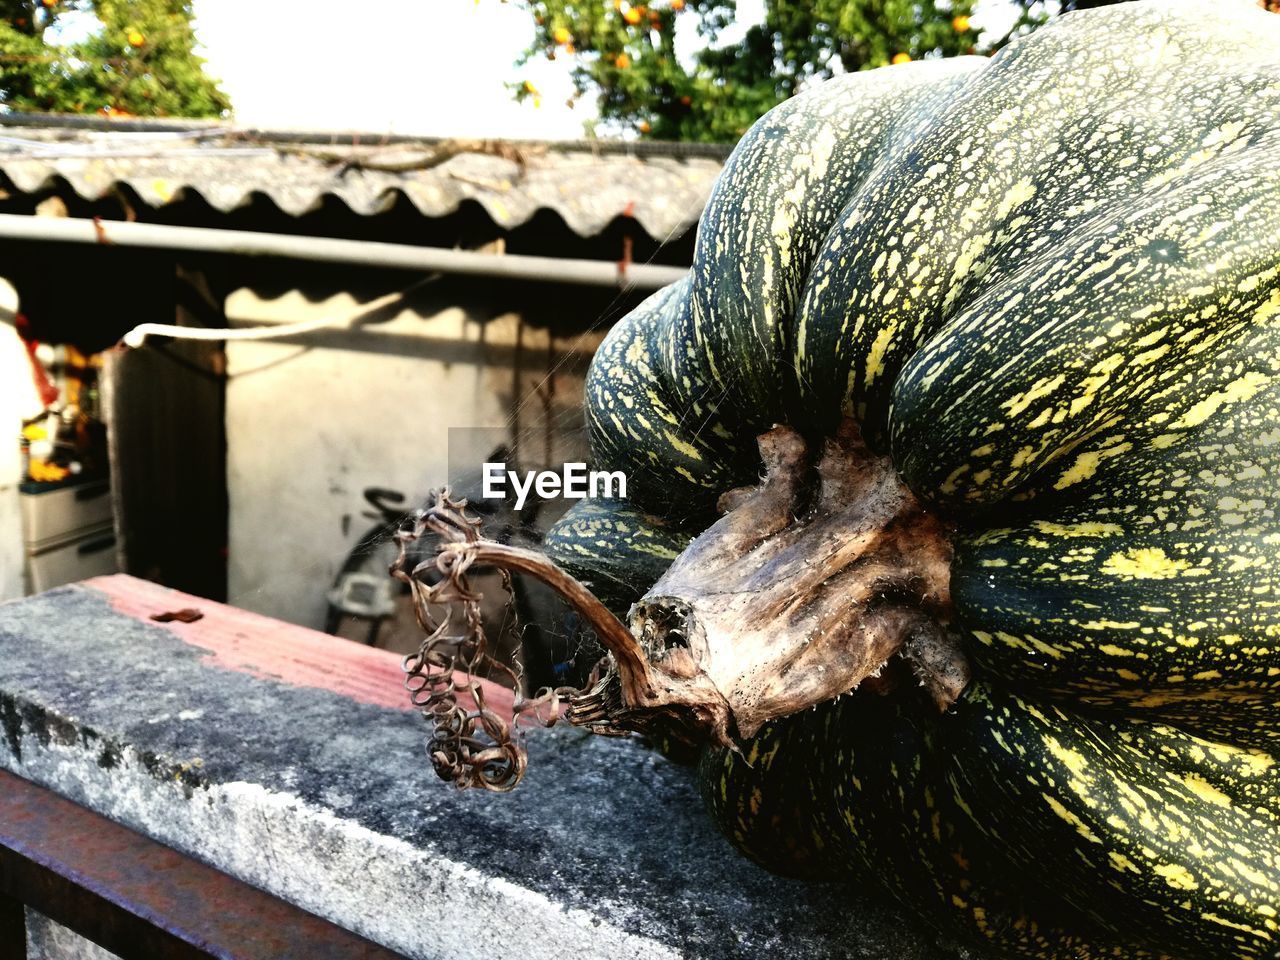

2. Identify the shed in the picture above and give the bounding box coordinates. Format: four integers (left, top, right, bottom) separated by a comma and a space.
0, 114, 722, 667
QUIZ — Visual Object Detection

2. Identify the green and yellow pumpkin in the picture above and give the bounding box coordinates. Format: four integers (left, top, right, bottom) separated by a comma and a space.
532, 2, 1280, 957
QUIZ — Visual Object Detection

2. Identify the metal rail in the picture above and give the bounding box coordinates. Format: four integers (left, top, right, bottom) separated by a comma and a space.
0, 769, 404, 960
0, 214, 689, 292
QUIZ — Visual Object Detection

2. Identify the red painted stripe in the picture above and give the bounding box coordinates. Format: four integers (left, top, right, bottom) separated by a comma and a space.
82, 575, 515, 717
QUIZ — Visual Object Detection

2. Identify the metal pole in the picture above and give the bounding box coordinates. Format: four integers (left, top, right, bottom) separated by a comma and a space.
0, 214, 688, 292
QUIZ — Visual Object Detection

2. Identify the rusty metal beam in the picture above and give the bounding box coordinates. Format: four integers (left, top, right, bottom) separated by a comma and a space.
0, 769, 405, 960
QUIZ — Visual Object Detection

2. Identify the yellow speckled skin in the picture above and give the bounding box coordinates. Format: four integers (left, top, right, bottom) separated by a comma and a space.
545, 2, 1280, 956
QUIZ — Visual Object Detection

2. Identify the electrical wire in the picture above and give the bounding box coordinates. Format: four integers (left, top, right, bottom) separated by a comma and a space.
121, 274, 439, 348
123, 311, 349, 348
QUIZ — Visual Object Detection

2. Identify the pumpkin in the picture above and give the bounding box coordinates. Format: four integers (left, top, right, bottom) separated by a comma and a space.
520, 1, 1280, 957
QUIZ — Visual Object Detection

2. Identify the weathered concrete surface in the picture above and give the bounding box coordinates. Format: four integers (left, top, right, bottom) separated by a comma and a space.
0, 575, 979, 960
25, 910, 120, 960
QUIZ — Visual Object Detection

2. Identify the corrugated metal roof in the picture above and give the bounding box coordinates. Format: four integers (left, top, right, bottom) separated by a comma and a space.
0, 118, 725, 240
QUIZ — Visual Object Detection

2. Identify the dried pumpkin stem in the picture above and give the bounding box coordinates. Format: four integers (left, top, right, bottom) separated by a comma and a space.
444, 539, 657, 701
399, 419, 970, 790
622, 419, 967, 743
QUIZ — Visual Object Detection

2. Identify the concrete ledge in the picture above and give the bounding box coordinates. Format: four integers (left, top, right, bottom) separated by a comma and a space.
0, 575, 967, 960
25, 910, 117, 960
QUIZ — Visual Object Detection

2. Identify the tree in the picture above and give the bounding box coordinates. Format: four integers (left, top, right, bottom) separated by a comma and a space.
0, 0, 229, 117
514, 0, 1133, 142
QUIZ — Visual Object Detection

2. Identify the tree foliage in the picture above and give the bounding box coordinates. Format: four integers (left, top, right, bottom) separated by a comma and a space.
0, 0, 229, 117
515, 0, 1134, 142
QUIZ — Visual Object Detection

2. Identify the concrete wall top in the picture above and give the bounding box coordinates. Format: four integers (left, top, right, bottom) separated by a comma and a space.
0, 575, 971, 960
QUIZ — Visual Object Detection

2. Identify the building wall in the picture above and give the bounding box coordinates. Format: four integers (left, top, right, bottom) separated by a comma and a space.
223, 284, 601, 630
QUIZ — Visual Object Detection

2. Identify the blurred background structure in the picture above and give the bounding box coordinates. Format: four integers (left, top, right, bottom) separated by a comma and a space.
0, 123, 712, 683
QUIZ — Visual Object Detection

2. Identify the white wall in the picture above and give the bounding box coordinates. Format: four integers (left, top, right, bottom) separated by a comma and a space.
224, 287, 600, 629
0, 279, 41, 601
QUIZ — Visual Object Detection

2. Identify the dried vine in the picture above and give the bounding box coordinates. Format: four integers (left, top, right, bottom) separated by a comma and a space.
392, 491, 598, 792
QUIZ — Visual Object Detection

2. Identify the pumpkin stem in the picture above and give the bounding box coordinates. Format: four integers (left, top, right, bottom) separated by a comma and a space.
397, 419, 968, 790
626, 419, 968, 741
392, 491, 733, 792
428, 518, 738, 749
454, 540, 654, 696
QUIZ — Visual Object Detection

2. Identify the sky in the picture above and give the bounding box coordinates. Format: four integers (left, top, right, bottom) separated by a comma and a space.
189, 0, 1025, 139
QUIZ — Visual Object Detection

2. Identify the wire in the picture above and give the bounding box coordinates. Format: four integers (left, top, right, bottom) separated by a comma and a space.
121, 275, 438, 348
122, 312, 348, 348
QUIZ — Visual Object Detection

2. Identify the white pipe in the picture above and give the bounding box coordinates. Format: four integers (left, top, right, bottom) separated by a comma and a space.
0, 214, 689, 291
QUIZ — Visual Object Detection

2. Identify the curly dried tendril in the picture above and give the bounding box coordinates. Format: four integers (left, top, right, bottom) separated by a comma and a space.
392, 490, 584, 792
